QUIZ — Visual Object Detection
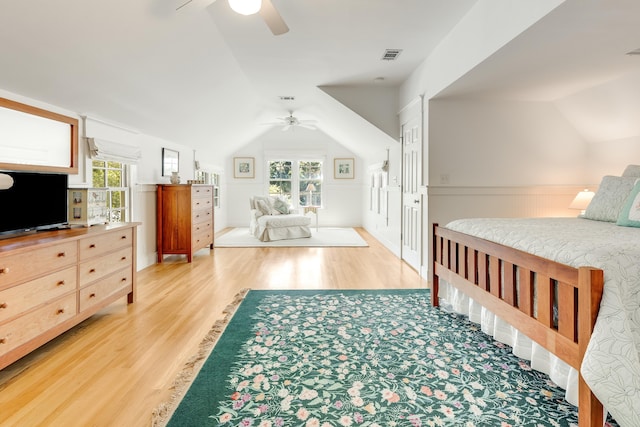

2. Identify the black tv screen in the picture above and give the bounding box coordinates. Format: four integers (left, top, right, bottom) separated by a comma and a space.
0, 170, 68, 235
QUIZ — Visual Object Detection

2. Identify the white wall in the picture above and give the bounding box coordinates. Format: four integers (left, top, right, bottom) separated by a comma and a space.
320, 85, 400, 140
555, 69, 640, 181
226, 126, 362, 228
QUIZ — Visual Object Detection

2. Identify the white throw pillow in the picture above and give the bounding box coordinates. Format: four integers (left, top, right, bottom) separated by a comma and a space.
617, 179, 640, 227
583, 175, 637, 222
621, 164, 640, 177
255, 199, 272, 216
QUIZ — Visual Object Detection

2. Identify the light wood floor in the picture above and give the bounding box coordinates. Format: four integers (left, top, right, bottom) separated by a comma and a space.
0, 228, 427, 427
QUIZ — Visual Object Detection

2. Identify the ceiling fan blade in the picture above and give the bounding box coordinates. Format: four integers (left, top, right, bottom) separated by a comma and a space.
259, 0, 289, 35
282, 125, 292, 131
299, 124, 317, 130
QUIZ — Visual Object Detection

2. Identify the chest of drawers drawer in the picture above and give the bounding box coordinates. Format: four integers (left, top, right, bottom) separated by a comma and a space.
79, 228, 133, 261
79, 267, 133, 313
0, 266, 77, 324
0, 293, 77, 356
0, 242, 77, 289
79, 246, 133, 286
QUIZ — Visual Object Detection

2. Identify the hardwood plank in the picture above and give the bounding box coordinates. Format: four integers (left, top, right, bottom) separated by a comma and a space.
0, 228, 427, 427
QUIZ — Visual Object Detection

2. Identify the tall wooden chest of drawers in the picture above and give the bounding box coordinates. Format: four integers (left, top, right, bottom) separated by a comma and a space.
0, 223, 138, 370
156, 184, 214, 263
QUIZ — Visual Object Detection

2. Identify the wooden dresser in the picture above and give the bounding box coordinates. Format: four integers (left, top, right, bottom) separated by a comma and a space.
0, 223, 138, 370
156, 184, 214, 263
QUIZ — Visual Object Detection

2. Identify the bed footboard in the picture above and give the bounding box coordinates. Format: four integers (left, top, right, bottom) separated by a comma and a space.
432, 223, 605, 427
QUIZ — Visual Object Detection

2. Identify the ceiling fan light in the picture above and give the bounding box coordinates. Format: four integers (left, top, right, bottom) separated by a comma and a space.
228, 0, 262, 15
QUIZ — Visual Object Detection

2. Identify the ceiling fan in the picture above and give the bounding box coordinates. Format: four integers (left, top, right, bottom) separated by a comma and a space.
176, 0, 289, 35
265, 112, 318, 131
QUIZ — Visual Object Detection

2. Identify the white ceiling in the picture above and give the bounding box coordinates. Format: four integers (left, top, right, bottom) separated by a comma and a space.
0, 0, 476, 160
2, 0, 640, 162
436, 0, 640, 101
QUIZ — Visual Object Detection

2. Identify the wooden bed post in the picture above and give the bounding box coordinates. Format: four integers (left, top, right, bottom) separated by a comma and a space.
578, 266, 604, 427
431, 223, 439, 307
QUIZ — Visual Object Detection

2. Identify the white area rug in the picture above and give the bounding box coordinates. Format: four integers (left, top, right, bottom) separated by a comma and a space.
215, 227, 368, 248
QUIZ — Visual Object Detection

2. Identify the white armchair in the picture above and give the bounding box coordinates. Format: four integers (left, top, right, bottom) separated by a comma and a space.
249, 196, 312, 242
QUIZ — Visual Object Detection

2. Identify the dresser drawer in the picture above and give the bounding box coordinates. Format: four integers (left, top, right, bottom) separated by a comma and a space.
0, 242, 77, 289
192, 207, 213, 224
79, 228, 133, 261
79, 247, 132, 286
0, 266, 77, 324
191, 185, 213, 199
193, 219, 213, 235
79, 267, 132, 313
192, 229, 213, 251
191, 196, 213, 211
0, 293, 77, 355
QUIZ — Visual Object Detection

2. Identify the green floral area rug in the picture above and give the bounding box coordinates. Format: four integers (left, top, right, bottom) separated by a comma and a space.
157, 290, 619, 427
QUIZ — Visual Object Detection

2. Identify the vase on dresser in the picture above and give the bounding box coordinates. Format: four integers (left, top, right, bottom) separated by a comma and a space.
170, 171, 181, 184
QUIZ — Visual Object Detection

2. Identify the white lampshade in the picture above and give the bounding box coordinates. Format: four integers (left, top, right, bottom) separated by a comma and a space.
228, 0, 261, 15
569, 189, 595, 210
305, 183, 316, 192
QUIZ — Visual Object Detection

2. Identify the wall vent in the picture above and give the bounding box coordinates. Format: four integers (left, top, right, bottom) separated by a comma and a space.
381, 49, 403, 61
279, 96, 296, 101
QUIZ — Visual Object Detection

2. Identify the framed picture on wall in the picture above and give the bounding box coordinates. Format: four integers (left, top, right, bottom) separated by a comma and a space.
162, 148, 179, 176
234, 157, 255, 178
334, 158, 354, 179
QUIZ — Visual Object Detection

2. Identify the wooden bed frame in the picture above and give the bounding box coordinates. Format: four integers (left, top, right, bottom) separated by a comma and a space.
432, 223, 605, 427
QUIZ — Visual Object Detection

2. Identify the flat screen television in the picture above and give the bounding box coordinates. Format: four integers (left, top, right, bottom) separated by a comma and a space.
0, 170, 68, 236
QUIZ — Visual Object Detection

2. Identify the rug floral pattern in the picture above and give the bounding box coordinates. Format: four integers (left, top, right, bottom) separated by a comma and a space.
200, 292, 619, 427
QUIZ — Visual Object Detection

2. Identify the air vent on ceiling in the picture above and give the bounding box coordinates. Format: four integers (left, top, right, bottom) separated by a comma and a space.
279, 96, 296, 101
626, 48, 640, 56
381, 49, 402, 61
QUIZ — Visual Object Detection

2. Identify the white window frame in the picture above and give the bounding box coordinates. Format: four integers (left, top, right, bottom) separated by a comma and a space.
91, 160, 130, 223
266, 153, 325, 209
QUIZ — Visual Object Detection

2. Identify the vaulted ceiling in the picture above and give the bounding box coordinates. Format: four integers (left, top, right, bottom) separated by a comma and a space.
1, 0, 640, 163
0, 0, 475, 161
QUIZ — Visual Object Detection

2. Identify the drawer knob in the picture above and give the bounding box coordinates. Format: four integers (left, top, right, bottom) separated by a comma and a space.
58, 252, 66, 257
57, 280, 65, 286
0, 302, 7, 309
89, 293, 96, 299
121, 235, 127, 240
56, 308, 65, 315
89, 244, 96, 248
121, 256, 127, 261
0, 267, 8, 274
121, 277, 127, 282
89, 268, 96, 273
0, 337, 6, 344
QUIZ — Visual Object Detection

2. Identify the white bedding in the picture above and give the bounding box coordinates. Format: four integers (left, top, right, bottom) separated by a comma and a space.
441, 217, 640, 427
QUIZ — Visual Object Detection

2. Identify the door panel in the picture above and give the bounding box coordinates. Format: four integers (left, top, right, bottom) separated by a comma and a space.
401, 113, 422, 271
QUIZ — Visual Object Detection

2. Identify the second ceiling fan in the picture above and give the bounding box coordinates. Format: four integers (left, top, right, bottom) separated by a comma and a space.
177, 0, 289, 36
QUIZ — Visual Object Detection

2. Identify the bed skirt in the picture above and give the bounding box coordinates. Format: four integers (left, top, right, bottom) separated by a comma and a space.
438, 279, 580, 407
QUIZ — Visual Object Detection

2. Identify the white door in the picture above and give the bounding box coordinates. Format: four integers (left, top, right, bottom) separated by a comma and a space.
400, 105, 422, 271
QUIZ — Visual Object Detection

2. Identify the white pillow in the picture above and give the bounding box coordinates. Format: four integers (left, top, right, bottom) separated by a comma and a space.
621, 164, 640, 177
255, 199, 272, 216
617, 179, 640, 227
583, 175, 637, 222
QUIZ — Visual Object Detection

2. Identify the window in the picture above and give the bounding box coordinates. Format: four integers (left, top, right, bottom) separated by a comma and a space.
268, 159, 323, 207
269, 160, 293, 203
299, 160, 322, 207
92, 160, 129, 223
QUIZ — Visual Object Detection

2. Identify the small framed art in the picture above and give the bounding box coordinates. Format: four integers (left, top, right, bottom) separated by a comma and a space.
162, 148, 179, 176
334, 158, 354, 179
234, 157, 255, 178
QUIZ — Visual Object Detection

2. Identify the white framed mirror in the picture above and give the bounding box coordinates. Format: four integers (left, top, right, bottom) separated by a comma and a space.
0, 97, 78, 173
